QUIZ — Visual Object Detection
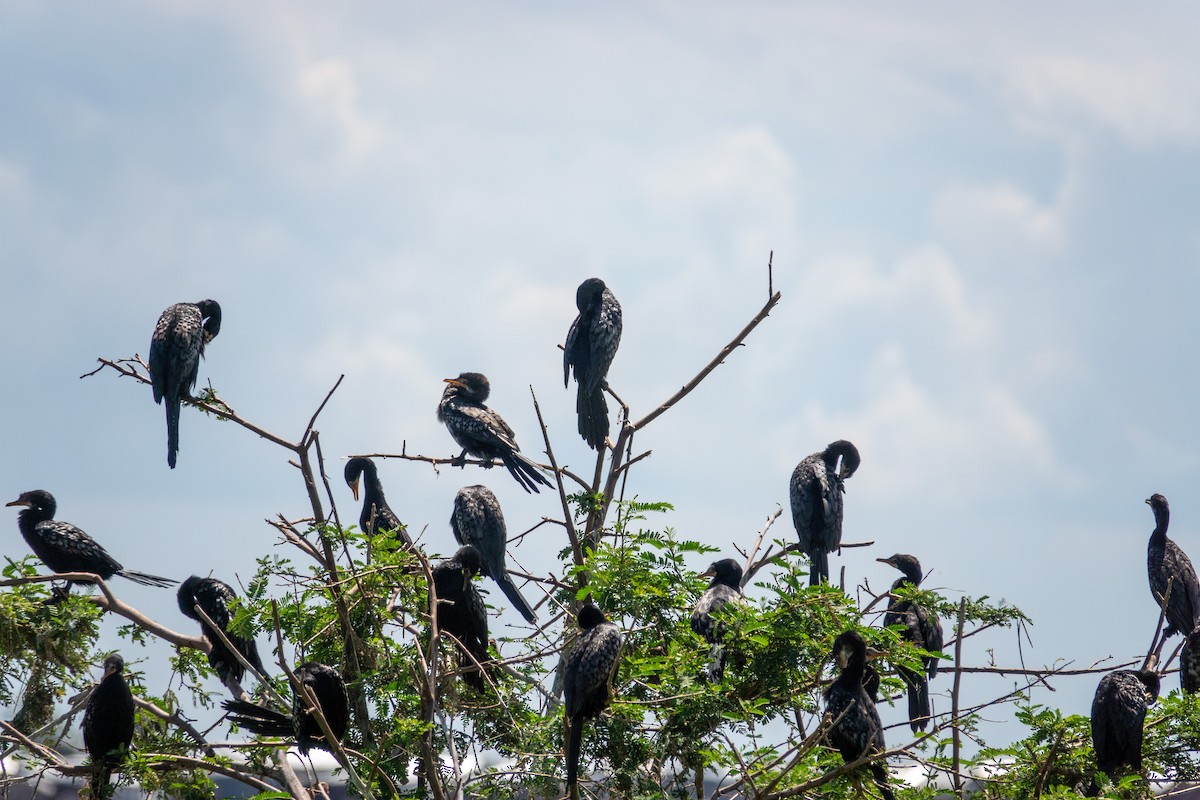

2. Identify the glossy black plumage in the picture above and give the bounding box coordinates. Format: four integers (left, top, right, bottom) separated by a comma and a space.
149, 299, 221, 469
344, 457, 412, 546
431, 545, 491, 690
6, 490, 174, 594
1087, 669, 1159, 796
1146, 493, 1200, 638
83, 654, 134, 798
564, 604, 623, 798
450, 485, 537, 623
222, 662, 348, 755
878, 554, 944, 732
178, 576, 265, 688
824, 630, 894, 800
1182, 629, 1200, 693
789, 440, 860, 586
690, 558, 743, 681
563, 278, 622, 450
437, 372, 553, 494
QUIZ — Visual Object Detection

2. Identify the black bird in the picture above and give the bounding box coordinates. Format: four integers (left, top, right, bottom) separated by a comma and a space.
824, 630, 894, 800
222, 662, 349, 755
178, 576, 265, 690
83, 654, 135, 799
344, 457, 412, 546
431, 545, 491, 690
789, 440, 860, 586
1146, 493, 1200, 638
564, 603, 623, 799
1182, 628, 1200, 693
1087, 668, 1160, 796
878, 554, 944, 732
450, 485, 537, 623
148, 299, 221, 469
6, 490, 174, 594
690, 558, 744, 681
563, 278, 623, 451
437, 372, 553, 494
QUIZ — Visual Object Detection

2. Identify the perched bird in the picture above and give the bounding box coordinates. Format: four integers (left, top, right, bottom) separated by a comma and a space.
824, 630, 894, 800
177, 576, 265, 690
878, 554, 944, 732
431, 545, 491, 690
437, 372, 553, 494
222, 662, 349, 755
564, 604, 623, 799
690, 558, 744, 681
789, 440, 860, 586
344, 457, 412, 546
450, 485, 537, 623
148, 299, 222, 469
83, 654, 135, 799
1087, 668, 1160, 796
1182, 629, 1200, 693
563, 278, 622, 451
1146, 493, 1200, 638
6, 490, 174, 595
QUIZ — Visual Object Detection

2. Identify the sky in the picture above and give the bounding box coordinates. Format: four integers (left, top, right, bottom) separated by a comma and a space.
3, 0, 1200, 775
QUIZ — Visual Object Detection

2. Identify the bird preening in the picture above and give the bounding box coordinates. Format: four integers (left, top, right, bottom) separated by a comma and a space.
177, 575, 265, 696
564, 277, 622, 451
790, 440, 860, 586
430, 544, 492, 691
1087, 665, 1160, 796
149, 299, 222, 469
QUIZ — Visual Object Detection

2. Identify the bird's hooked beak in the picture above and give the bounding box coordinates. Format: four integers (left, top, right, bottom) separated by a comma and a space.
5, 498, 30, 508
348, 478, 360, 502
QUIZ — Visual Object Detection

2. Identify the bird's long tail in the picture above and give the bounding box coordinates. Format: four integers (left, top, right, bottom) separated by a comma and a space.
459, 643, 489, 692
494, 573, 538, 624
165, 392, 182, 469
118, 569, 177, 588
222, 699, 294, 738
91, 764, 112, 799
705, 642, 727, 682
576, 383, 610, 451
807, 549, 830, 586
901, 667, 931, 732
566, 717, 584, 799
870, 760, 895, 800
501, 451, 553, 494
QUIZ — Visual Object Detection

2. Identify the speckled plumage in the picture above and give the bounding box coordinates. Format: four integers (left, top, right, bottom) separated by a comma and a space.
344, 457, 412, 546
564, 278, 622, 450
878, 554, 944, 732
564, 604, 623, 798
149, 299, 221, 469
1182, 629, 1200, 693
1146, 494, 1200, 638
691, 558, 743, 681
6, 490, 174, 593
432, 545, 491, 690
83, 654, 134, 799
450, 485, 536, 623
789, 440, 860, 586
824, 630, 894, 800
1088, 669, 1159, 796
178, 576, 264, 687
222, 662, 348, 755
437, 372, 553, 494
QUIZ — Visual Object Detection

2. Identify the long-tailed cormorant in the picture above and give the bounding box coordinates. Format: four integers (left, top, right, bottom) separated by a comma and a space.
825, 630, 894, 800
789, 440, 860, 586
83, 653, 135, 799
563, 278, 622, 451
148, 299, 221, 469
878, 553, 943, 733
437, 372, 553, 494
1146, 493, 1200, 638
564, 603, 623, 799
222, 662, 349, 755
178, 576, 265, 689
6, 490, 174, 594
431, 545, 491, 690
1087, 668, 1159, 796
690, 558, 743, 681
450, 485, 537, 623
344, 457, 412, 546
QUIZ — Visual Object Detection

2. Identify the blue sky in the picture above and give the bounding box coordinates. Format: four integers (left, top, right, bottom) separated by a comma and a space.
3, 0, 1200, 765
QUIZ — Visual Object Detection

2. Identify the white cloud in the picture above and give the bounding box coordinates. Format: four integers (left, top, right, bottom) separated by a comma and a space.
933, 181, 1064, 260
295, 57, 381, 162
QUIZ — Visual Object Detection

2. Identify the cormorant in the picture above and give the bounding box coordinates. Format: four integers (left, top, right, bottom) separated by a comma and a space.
148, 299, 221, 469
83, 654, 135, 799
450, 485, 537, 623
178, 576, 265, 690
789, 440, 860, 586
564, 603, 623, 799
1182, 628, 1200, 693
1087, 668, 1160, 796
1146, 493, 1200, 638
431, 545, 490, 690
824, 630, 894, 800
878, 553, 944, 732
690, 558, 744, 681
6, 490, 174, 594
563, 278, 622, 451
437, 372, 553, 494
222, 662, 349, 755
344, 457, 412, 546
